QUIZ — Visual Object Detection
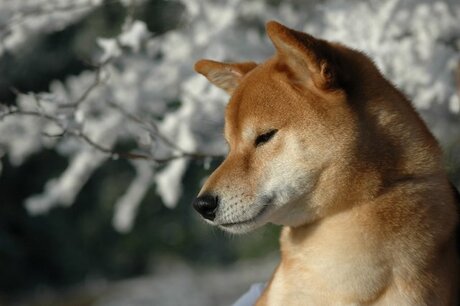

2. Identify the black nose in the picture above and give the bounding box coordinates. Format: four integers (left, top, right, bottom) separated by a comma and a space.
192, 194, 218, 221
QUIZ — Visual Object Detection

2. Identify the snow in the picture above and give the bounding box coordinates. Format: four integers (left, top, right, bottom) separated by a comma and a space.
25, 150, 107, 214
156, 158, 187, 208
119, 21, 149, 52
97, 38, 122, 62
0, 0, 102, 56
449, 95, 460, 113
113, 160, 154, 232
0, 0, 459, 231
95, 255, 277, 306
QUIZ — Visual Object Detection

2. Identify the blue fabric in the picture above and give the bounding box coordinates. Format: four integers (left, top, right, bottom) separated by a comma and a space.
232, 282, 266, 306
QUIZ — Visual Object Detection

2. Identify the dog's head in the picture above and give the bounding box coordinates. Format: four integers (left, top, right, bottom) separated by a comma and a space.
192, 21, 385, 234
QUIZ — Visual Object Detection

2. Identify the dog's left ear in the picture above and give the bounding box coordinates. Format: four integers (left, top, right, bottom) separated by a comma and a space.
266, 21, 340, 90
194, 60, 257, 95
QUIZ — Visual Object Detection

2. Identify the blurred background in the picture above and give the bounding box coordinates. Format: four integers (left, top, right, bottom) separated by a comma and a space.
0, 0, 459, 305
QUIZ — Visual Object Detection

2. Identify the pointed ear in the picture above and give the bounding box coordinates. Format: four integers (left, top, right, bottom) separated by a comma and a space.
266, 21, 339, 90
194, 59, 257, 94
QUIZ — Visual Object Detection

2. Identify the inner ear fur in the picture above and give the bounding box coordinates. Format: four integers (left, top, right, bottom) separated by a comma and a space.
194, 59, 257, 94
266, 21, 340, 90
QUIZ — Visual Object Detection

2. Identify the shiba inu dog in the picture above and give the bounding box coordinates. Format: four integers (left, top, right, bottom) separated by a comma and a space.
192, 21, 459, 305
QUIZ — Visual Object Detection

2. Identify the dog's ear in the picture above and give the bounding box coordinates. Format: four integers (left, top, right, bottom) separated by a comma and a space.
194, 60, 257, 94
266, 21, 340, 90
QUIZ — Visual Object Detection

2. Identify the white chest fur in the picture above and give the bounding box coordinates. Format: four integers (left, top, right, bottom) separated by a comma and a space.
267, 210, 392, 305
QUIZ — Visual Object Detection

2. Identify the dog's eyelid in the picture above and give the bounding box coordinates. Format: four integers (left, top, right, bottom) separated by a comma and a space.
255, 129, 278, 147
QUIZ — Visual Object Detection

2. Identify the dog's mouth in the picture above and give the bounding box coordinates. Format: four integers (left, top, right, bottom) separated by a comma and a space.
218, 204, 271, 228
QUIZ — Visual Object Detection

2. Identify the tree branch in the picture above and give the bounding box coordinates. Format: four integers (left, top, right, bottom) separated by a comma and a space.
0, 1, 115, 39
0, 106, 223, 164
106, 99, 201, 156
59, 58, 112, 109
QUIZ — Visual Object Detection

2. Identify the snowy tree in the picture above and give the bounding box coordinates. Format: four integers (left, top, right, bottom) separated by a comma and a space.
0, 0, 459, 232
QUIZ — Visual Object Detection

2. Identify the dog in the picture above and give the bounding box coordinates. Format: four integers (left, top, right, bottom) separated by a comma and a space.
192, 21, 459, 305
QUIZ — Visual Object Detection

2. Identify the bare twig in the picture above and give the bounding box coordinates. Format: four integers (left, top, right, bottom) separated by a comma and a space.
59, 58, 112, 109
106, 99, 198, 156
0, 109, 64, 126
0, 106, 223, 164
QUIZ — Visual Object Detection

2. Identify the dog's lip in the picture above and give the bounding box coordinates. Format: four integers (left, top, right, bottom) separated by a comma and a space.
218, 205, 270, 227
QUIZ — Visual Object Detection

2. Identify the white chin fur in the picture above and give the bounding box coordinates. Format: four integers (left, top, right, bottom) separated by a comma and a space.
215, 204, 272, 234
218, 222, 264, 234
215, 195, 311, 234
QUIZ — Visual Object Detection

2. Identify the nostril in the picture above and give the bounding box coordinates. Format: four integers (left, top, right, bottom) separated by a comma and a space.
192, 194, 219, 221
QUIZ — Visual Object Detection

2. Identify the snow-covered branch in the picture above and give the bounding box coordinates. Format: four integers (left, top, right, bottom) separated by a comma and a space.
0, 79, 222, 165
0, 0, 107, 56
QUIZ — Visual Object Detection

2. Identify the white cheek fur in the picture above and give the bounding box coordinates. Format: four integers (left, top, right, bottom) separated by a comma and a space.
256, 134, 322, 225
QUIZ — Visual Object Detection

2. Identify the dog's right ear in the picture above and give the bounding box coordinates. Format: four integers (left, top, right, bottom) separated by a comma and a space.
266, 21, 340, 90
194, 60, 257, 95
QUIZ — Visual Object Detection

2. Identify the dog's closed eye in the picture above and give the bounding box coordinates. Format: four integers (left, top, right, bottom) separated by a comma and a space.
255, 129, 278, 147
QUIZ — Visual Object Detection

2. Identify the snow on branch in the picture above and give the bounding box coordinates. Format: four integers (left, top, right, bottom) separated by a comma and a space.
0, 0, 107, 56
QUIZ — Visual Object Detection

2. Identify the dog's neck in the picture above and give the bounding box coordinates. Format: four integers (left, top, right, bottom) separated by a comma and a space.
270, 171, 456, 305
269, 201, 391, 305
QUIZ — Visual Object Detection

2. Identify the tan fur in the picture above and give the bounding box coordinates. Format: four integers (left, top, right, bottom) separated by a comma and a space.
193, 21, 459, 305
